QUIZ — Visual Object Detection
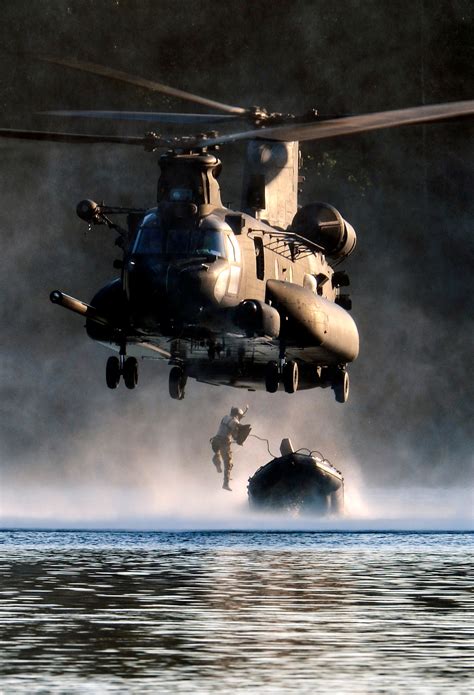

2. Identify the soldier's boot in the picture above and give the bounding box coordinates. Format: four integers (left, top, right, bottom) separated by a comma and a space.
212, 453, 222, 473
222, 473, 232, 491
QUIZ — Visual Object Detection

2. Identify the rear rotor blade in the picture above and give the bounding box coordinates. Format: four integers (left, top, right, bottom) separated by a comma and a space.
37, 55, 248, 116
197, 100, 474, 146
40, 110, 239, 125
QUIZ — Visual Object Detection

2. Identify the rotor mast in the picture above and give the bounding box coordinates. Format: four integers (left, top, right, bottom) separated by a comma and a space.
157, 150, 223, 214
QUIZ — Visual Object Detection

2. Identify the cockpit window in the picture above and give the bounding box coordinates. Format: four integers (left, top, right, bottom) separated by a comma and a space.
167, 228, 190, 255
133, 214, 164, 254
133, 213, 227, 259
190, 229, 226, 258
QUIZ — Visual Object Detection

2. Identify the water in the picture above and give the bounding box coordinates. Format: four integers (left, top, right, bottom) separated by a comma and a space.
1, 531, 473, 694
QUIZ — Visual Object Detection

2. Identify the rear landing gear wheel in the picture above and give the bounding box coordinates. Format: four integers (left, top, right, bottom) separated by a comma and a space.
333, 370, 349, 403
282, 360, 299, 393
265, 361, 279, 393
123, 357, 138, 390
106, 356, 120, 389
169, 366, 187, 400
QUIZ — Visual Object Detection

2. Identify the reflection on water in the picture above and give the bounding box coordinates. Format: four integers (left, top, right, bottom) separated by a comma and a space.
0, 531, 472, 693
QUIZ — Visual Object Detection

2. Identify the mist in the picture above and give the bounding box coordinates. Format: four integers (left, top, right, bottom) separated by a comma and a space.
0, 1, 473, 528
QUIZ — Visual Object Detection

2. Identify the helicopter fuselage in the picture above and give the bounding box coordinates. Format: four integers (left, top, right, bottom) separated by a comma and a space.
82, 199, 359, 396
51, 146, 359, 400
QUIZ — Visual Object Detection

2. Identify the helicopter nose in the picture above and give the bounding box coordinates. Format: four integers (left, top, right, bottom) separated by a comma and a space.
169, 264, 201, 295
127, 257, 165, 292
168, 262, 217, 314
127, 256, 225, 327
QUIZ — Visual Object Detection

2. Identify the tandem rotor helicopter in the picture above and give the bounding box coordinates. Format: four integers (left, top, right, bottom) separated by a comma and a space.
2, 56, 473, 402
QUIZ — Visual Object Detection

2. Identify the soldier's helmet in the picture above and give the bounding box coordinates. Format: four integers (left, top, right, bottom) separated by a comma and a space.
230, 406, 244, 419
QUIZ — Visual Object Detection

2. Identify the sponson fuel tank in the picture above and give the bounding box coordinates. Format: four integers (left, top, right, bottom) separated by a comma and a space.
266, 280, 359, 362
248, 438, 344, 515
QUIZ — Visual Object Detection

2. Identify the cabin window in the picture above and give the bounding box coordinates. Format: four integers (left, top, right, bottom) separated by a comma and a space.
254, 237, 265, 280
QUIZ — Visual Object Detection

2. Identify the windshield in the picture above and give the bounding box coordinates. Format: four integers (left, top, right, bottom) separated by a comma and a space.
133, 224, 164, 254
133, 214, 227, 259
189, 228, 227, 257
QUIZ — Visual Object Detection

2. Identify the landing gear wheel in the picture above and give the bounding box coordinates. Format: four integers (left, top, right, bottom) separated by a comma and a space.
169, 366, 187, 400
265, 361, 279, 393
106, 356, 120, 389
123, 357, 138, 390
282, 360, 299, 393
333, 370, 349, 403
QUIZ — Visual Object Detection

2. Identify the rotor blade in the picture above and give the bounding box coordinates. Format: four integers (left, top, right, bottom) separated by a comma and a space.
0, 128, 148, 146
37, 55, 247, 116
196, 100, 474, 146
40, 110, 239, 124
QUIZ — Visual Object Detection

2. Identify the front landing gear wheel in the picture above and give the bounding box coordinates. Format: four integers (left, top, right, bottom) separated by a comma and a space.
169, 366, 187, 400
106, 356, 120, 389
265, 361, 279, 393
333, 370, 349, 403
282, 360, 299, 393
123, 357, 138, 389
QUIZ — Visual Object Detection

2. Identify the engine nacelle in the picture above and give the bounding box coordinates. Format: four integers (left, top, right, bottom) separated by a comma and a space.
291, 202, 356, 259
233, 299, 280, 338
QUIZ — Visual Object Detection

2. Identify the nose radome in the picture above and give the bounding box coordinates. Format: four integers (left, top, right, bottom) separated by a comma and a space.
178, 266, 202, 293
128, 257, 225, 326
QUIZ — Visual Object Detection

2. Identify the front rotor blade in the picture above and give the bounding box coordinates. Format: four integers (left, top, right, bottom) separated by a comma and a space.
0, 128, 148, 146
41, 110, 239, 124
37, 55, 248, 116
197, 100, 474, 146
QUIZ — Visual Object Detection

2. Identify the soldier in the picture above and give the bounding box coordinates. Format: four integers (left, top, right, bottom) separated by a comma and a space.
211, 405, 251, 491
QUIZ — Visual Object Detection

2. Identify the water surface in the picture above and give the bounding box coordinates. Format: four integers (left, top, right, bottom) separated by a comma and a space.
1, 531, 472, 693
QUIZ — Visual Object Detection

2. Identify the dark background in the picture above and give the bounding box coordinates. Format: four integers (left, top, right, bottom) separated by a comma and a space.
0, 0, 472, 513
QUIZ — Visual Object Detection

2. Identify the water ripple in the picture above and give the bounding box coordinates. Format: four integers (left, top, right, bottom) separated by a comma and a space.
0, 531, 473, 693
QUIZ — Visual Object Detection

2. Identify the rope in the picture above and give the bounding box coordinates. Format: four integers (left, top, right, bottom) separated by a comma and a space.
248, 434, 278, 459
291, 447, 325, 460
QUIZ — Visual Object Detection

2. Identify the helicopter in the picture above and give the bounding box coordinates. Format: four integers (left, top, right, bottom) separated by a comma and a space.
2, 56, 473, 402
